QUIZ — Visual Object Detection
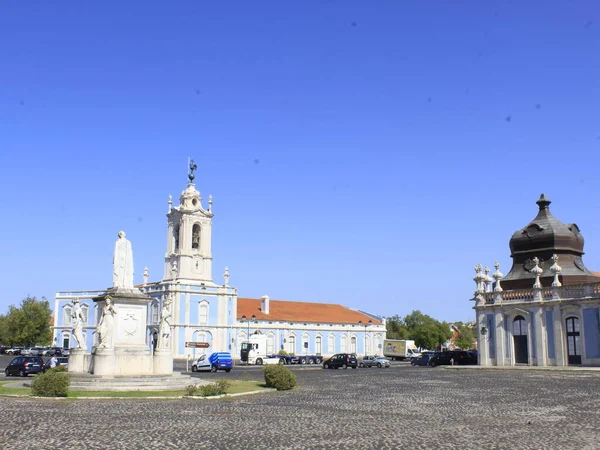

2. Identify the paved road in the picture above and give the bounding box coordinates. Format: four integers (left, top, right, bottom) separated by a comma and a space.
1, 356, 599, 449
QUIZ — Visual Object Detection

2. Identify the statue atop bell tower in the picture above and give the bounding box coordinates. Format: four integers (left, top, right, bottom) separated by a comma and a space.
164, 159, 214, 283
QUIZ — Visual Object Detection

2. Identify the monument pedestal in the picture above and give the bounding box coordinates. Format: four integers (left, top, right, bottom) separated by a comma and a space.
68, 348, 90, 373
91, 287, 154, 376
92, 347, 116, 376
153, 349, 174, 375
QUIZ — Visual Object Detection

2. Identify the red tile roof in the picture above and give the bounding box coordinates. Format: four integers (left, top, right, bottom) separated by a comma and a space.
237, 297, 382, 325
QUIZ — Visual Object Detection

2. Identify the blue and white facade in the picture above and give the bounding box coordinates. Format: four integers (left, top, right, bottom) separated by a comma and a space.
53, 173, 386, 358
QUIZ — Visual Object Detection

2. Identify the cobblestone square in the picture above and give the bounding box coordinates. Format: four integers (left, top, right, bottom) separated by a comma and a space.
1, 365, 599, 449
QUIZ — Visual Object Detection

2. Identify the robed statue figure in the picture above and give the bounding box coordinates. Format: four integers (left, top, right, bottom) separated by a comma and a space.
113, 231, 134, 289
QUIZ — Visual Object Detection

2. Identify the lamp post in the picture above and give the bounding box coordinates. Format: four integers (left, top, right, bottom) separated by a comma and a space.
358, 320, 372, 356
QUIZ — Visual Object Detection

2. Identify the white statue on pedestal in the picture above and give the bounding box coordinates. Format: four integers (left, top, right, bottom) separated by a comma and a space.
71, 298, 87, 351
158, 294, 173, 350
97, 297, 117, 348
113, 231, 134, 289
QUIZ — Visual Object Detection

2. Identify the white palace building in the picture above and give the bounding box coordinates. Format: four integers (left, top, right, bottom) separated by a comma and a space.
53, 164, 386, 359
473, 194, 600, 367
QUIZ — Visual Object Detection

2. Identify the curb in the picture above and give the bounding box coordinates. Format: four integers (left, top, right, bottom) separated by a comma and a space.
0, 388, 276, 400
441, 365, 600, 372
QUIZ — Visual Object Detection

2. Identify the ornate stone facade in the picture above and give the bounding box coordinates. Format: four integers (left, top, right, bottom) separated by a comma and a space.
473, 195, 600, 367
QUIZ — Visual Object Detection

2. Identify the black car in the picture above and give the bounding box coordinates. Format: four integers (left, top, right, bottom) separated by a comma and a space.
5, 356, 46, 377
323, 353, 358, 369
411, 352, 435, 366
428, 350, 478, 367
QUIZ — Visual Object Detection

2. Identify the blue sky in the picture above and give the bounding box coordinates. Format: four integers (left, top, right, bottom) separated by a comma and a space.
1, 1, 599, 322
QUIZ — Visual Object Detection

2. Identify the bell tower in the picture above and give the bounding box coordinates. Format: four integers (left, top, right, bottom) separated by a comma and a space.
164, 160, 214, 283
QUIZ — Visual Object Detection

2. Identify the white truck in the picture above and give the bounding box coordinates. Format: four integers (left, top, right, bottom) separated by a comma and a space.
383, 339, 420, 361
240, 335, 280, 365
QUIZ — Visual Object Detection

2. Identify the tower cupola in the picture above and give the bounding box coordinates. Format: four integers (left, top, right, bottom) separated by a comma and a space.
502, 194, 600, 289
163, 159, 214, 284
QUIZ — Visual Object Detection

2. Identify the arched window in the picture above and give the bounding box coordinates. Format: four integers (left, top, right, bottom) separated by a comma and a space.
63, 305, 73, 326
267, 333, 275, 355
81, 304, 89, 324
328, 334, 335, 353
288, 335, 296, 355
192, 223, 201, 249
151, 302, 159, 323
174, 225, 180, 251
315, 335, 322, 355
301, 333, 310, 354
350, 336, 357, 354
375, 334, 382, 354
199, 301, 209, 325
513, 316, 527, 336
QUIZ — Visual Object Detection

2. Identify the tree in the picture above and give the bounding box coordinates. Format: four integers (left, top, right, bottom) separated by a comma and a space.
385, 315, 408, 340
2, 297, 53, 347
402, 310, 453, 350
453, 323, 476, 350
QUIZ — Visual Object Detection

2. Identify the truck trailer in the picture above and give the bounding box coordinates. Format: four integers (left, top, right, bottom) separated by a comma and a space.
382, 339, 420, 361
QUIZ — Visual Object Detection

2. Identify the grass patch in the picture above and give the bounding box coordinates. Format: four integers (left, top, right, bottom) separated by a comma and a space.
0, 382, 31, 396
0, 380, 266, 398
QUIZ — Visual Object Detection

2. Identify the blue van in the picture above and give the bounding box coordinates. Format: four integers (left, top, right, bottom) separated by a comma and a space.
192, 352, 233, 372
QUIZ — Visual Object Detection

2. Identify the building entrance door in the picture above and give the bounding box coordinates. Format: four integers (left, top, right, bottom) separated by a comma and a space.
565, 317, 582, 365
513, 316, 528, 364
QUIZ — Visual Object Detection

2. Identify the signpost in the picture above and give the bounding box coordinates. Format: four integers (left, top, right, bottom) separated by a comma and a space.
185, 342, 210, 348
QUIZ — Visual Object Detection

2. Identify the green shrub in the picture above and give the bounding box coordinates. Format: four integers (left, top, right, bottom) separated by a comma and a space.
198, 379, 230, 397
263, 364, 296, 391
185, 384, 198, 396
31, 368, 71, 397
278, 349, 288, 356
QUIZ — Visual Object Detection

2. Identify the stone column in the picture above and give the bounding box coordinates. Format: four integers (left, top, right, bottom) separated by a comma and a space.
494, 309, 505, 367
477, 309, 489, 366
553, 305, 566, 366
533, 308, 546, 366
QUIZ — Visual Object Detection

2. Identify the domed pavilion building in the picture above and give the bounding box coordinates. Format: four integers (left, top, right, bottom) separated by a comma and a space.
472, 194, 600, 367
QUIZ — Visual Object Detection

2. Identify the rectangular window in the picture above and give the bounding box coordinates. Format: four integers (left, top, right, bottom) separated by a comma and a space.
63, 307, 72, 325
199, 304, 208, 324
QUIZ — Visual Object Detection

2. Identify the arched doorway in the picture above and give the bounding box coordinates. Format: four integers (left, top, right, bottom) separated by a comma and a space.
565, 317, 581, 365
513, 316, 528, 364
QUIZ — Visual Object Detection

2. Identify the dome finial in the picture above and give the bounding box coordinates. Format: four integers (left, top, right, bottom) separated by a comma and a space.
188, 158, 197, 184
536, 193, 551, 210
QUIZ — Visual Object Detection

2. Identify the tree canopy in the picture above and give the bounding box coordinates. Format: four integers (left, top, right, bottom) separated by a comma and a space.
453, 322, 477, 350
386, 310, 453, 350
0, 297, 53, 346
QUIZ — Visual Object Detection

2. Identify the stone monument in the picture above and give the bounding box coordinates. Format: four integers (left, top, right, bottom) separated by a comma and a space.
68, 297, 89, 372
89, 230, 165, 376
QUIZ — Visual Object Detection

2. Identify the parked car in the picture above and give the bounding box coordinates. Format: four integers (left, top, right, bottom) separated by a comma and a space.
411, 352, 435, 366
43, 347, 66, 356
0, 347, 7, 355
191, 352, 233, 372
46, 357, 69, 369
6, 347, 23, 355
5, 356, 46, 377
359, 356, 391, 368
322, 353, 358, 369
428, 351, 478, 367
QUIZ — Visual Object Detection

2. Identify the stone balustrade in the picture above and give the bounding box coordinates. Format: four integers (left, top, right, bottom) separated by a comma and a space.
480, 282, 600, 305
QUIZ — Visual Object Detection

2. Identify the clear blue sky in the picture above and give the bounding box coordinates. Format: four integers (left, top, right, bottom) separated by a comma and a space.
1, 1, 599, 322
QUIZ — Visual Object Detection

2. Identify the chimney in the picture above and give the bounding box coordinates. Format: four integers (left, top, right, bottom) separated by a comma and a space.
261, 295, 270, 315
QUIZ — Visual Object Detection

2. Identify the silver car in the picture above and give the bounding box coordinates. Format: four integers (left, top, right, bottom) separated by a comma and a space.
359, 355, 391, 368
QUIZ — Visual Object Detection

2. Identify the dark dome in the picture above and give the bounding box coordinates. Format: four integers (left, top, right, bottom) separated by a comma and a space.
509, 194, 584, 257
502, 194, 600, 290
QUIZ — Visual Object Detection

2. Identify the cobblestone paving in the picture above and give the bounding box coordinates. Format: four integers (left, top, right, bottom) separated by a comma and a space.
1, 365, 600, 449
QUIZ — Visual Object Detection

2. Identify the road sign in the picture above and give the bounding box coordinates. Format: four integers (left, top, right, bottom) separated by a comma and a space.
185, 342, 210, 348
